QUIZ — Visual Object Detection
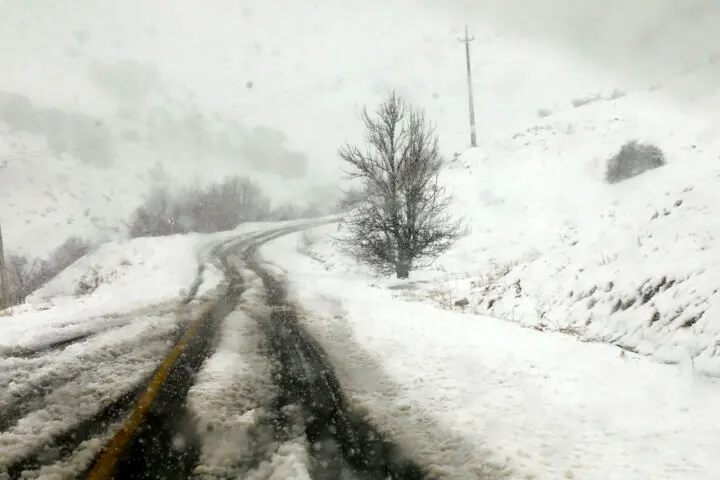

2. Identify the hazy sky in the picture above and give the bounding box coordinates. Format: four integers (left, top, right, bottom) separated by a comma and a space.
1, 0, 719, 187
0, 0, 459, 182
424, 0, 720, 88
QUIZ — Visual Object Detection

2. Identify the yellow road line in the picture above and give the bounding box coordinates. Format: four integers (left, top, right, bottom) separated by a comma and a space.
87, 302, 215, 480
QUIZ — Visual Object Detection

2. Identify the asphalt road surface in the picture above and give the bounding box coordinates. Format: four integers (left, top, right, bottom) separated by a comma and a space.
0, 225, 427, 480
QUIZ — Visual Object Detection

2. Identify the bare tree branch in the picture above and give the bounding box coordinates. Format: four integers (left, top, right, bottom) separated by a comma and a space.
338, 92, 466, 278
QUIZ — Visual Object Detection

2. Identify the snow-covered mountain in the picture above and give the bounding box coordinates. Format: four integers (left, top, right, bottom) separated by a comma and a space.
4, 0, 720, 366
0, 0, 628, 257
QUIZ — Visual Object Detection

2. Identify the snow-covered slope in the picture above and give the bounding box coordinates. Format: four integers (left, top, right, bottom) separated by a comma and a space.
0, 0, 636, 259
305, 81, 720, 376
437, 88, 720, 373
265, 230, 720, 480
0, 232, 222, 352
0, 123, 151, 257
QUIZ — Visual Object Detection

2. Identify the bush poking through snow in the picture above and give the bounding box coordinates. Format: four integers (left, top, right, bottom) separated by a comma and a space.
571, 94, 602, 108
49, 235, 92, 270
536, 108, 552, 118
4, 236, 92, 305
604, 140, 666, 184
75, 266, 104, 296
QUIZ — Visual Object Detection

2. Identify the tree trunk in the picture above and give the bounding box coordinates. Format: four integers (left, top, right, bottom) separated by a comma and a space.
395, 250, 411, 279
0, 224, 9, 309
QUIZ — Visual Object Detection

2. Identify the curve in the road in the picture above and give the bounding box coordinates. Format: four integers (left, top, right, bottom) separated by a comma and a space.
6, 222, 427, 479
84, 232, 277, 479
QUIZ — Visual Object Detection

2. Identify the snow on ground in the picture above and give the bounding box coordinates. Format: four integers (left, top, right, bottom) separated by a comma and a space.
0, 233, 217, 352
263, 231, 720, 480
0, 310, 181, 470
0, 217, 330, 353
0, 229, 236, 473
0, 219, 328, 477
298, 82, 720, 377
188, 265, 313, 479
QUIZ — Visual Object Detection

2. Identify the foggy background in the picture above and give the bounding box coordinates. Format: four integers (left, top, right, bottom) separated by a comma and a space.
2, 0, 720, 255
4, 1, 719, 180
424, 0, 720, 98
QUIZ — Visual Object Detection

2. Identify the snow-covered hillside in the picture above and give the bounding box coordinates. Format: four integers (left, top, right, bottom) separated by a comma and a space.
302, 81, 720, 376
0, 123, 147, 256
265, 230, 720, 480
0, 0, 638, 259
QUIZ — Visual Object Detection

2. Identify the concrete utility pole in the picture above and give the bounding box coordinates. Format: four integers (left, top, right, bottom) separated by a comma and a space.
459, 25, 477, 148
0, 223, 9, 309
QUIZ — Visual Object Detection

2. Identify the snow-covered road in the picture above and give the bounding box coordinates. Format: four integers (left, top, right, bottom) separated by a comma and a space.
262, 226, 720, 480
1, 218, 425, 480
6, 217, 713, 480
0, 225, 291, 478
0, 232, 224, 479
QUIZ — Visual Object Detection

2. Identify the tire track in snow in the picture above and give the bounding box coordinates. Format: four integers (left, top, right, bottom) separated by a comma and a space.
95, 291, 239, 479
0, 303, 177, 362
87, 230, 306, 479
244, 249, 428, 479
0, 331, 99, 360
0, 322, 181, 433
2, 381, 150, 479
0, 312, 191, 477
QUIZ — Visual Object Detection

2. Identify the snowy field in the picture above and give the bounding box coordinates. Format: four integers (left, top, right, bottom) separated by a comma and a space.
263, 230, 720, 480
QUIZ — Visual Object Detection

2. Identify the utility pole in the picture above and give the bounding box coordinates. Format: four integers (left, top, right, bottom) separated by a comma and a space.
459, 25, 477, 148
0, 223, 9, 309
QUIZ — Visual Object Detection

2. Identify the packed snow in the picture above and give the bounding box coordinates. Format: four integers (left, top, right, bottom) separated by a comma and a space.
188, 273, 280, 477
263, 229, 720, 479
188, 267, 312, 479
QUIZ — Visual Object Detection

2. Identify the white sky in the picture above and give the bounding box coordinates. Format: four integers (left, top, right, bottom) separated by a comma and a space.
424, 0, 720, 86
1, 0, 718, 184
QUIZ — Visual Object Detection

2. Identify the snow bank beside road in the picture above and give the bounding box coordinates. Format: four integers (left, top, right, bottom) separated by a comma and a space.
263, 230, 720, 480
0, 233, 224, 352
0, 218, 334, 352
30, 234, 208, 304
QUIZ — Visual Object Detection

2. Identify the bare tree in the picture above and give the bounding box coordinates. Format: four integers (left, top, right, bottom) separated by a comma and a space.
339, 92, 464, 278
